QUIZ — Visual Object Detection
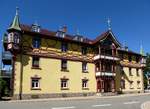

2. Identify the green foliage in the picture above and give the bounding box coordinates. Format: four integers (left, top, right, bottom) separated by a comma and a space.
0, 77, 7, 98
0, 77, 7, 89
144, 53, 150, 73
143, 53, 150, 88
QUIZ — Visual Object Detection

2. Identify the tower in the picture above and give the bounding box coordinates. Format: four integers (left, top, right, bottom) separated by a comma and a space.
140, 44, 144, 56
7, 7, 22, 53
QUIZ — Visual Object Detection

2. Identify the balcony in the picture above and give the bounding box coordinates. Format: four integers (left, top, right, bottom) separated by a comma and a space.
94, 54, 120, 61
96, 71, 116, 77
1, 70, 12, 78
2, 51, 12, 65
3, 34, 8, 50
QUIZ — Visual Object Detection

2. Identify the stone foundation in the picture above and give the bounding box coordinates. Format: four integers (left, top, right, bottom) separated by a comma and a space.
12, 92, 96, 100
121, 90, 144, 94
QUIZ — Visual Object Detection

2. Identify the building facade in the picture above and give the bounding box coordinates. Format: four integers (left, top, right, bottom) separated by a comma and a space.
2, 9, 146, 100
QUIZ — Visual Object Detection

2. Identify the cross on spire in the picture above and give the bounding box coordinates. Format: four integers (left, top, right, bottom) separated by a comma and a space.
16, 6, 19, 16
140, 42, 144, 56
107, 18, 111, 30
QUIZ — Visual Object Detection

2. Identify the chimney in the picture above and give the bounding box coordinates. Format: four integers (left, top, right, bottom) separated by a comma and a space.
62, 26, 67, 33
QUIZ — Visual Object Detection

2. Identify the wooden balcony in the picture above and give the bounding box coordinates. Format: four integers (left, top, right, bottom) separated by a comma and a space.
1, 70, 12, 78
95, 71, 116, 77
94, 54, 120, 61
3, 34, 8, 51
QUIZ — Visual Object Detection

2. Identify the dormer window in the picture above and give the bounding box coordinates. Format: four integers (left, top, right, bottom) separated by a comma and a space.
73, 35, 84, 42
31, 24, 40, 32
56, 26, 67, 38
56, 31, 65, 38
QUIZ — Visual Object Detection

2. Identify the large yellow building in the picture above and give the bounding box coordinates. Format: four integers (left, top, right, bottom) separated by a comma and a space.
2, 9, 146, 100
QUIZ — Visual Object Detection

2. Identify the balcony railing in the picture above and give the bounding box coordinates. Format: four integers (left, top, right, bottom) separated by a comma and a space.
95, 71, 116, 77
3, 34, 8, 43
2, 51, 12, 60
2, 51, 12, 65
1, 70, 12, 78
94, 54, 120, 61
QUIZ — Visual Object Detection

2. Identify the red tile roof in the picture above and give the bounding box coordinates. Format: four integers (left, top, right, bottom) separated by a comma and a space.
20, 24, 141, 56
20, 24, 93, 44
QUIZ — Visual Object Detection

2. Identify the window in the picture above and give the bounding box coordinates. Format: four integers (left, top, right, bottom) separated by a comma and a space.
82, 46, 87, 55
137, 81, 141, 89
129, 55, 132, 62
32, 57, 40, 68
31, 78, 40, 89
61, 79, 68, 89
32, 25, 40, 32
61, 60, 67, 71
105, 62, 112, 72
8, 33, 14, 43
82, 79, 88, 89
14, 33, 20, 44
136, 69, 139, 76
95, 62, 100, 72
61, 42, 68, 52
121, 79, 125, 89
129, 68, 132, 76
56, 31, 65, 38
82, 62, 88, 72
136, 57, 139, 63
33, 37, 41, 48
129, 81, 133, 89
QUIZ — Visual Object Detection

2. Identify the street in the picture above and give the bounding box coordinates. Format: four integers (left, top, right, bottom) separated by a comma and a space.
0, 94, 150, 109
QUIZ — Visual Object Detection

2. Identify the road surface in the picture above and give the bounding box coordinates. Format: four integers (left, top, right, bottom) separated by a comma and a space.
0, 94, 150, 109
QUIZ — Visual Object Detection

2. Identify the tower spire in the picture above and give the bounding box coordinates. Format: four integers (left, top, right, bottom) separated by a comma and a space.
8, 7, 21, 31
16, 6, 19, 16
140, 43, 144, 56
107, 18, 111, 30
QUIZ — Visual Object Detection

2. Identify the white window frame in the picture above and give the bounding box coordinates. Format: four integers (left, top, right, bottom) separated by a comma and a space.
129, 81, 133, 89
31, 78, 40, 89
137, 81, 141, 89
82, 79, 88, 88
82, 62, 88, 72
61, 79, 68, 89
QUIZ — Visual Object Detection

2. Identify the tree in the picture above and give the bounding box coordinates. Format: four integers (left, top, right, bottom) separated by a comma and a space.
0, 77, 7, 99
143, 53, 150, 88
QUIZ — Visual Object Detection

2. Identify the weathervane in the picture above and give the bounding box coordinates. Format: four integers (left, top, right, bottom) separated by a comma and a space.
107, 18, 111, 30
76, 29, 80, 35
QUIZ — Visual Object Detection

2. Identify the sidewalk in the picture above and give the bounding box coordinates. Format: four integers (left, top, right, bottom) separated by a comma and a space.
3, 92, 150, 103
141, 101, 150, 109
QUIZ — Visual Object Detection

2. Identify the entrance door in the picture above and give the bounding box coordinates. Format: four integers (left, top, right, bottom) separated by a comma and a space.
104, 80, 112, 92
97, 80, 101, 92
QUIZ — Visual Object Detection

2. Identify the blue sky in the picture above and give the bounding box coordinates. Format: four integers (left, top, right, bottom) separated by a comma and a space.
0, 0, 150, 53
